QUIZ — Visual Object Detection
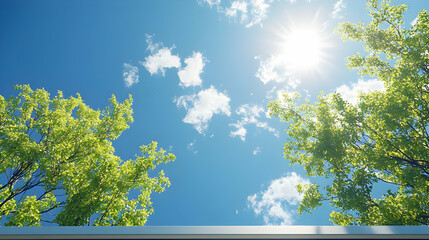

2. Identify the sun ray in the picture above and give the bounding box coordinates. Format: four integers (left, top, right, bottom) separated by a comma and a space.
271, 13, 332, 77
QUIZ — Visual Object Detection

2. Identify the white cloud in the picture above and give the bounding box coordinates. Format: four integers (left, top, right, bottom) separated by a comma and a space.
175, 94, 195, 109
145, 34, 160, 53
229, 104, 278, 141
336, 79, 385, 105
243, 0, 271, 28
256, 121, 279, 137
200, 0, 221, 7
178, 52, 206, 87
201, 0, 272, 28
273, 88, 298, 110
175, 86, 231, 134
201, 0, 314, 28
122, 63, 139, 87
265, 109, 271, 118
141, 35, 181, 76
255, 55, 283, 84
275, 89, 293, 102
253, 147, 261, 155
225, 1, 248, 20
331, 0, 346, 19
225, 0, 271, 28
229, 123, 247, 141
247, 172, 310, 225
223, 0, 270, 28
411, 16, 418, 26
255, 55, 300, 88
187, 139, 198, 154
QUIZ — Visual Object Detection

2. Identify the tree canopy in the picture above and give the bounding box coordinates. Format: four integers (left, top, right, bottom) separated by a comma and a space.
0, 85, 175, 226
269, 0, 428, 225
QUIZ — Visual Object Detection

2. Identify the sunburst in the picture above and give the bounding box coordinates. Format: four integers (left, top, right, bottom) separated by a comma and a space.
274, 17, 331, 76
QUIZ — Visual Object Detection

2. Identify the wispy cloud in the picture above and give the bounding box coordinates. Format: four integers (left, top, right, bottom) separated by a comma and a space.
200, 0, 312, 28
200, 0, 221, 7
255, 55, 284, 84
336, 78, 385, 105
227, 0, 271, 28
254, 55, 300, 89
175, 86, 231, 134
201, 0, 273, 28
331, 0, 346, 19
229, 104, 278, 141
225, 1, 248, 20
269, 88, 299, 113
253, 147, 261, 155
178, 52, 206, 88
122, 63, 139, 87
187, 139, 198, 154
247, 172, 310, 225
141, 35, 181, 76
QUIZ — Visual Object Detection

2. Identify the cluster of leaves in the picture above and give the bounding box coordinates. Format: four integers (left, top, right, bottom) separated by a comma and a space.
0, 85, 175, 226
269, 0, 428, 225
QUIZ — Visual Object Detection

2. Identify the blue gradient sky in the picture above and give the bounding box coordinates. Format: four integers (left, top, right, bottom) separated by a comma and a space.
0, 0, 426, 226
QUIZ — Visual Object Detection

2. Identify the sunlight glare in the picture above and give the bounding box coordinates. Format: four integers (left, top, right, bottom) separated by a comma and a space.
282, 27, 324, 72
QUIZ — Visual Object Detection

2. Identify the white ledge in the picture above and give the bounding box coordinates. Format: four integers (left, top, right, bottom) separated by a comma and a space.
0, 226, 428, 239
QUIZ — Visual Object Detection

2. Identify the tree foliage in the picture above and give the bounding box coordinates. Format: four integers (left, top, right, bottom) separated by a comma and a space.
0, 85, 175, 226
269, 0, 428, 225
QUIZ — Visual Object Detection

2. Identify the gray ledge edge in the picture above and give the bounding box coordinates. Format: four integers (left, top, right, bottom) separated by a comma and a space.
0, 226, 428, 239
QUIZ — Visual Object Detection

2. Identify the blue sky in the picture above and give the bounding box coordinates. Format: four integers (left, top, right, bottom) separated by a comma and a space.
0, 0, 427, 226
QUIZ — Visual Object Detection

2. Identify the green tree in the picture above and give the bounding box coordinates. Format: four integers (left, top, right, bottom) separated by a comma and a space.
269, 0, 428, 225
0, 85, 175, 226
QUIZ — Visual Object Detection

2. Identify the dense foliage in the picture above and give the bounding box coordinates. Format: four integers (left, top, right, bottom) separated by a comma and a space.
269, 0, 428, 225
0, 85, 175, 226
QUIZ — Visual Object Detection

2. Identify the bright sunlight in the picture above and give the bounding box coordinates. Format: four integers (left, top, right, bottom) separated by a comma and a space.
280, 25, 326, 73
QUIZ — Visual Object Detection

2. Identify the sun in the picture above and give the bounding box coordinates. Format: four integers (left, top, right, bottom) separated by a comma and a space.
284, 28, 322, 70
277, 23, 329, 74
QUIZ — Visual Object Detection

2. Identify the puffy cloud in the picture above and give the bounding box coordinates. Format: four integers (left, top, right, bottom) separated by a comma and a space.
255, 55, 300, 89
336, 79, 385, 105
331, 0, 346, 19
175, 86, 231, 134
247, 172, 310, 225
141, 35, 181, 76
122, 63, 139, 87
225, 1, 248, 19
229, 123, 247, 141
229, 104, 278, 141
178, 52, 206, 87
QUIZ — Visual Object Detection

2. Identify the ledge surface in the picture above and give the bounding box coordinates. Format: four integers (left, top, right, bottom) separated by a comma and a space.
0, 226, 428, 239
